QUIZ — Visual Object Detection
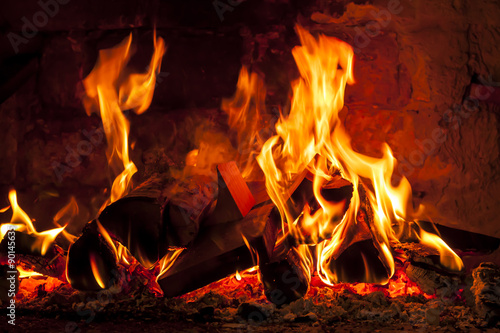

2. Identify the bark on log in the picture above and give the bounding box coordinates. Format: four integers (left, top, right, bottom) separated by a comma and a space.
157, 203, 279, 297
471, 262, 500, 326
259, 246, 312, 306
0, 231, 66, 279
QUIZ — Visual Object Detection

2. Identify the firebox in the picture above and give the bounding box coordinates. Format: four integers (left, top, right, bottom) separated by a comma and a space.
1, 0, 500, 332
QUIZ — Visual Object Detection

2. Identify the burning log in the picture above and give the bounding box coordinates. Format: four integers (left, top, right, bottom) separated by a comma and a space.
396, 242, 463, 298
259, 246, 312, 306
164, 173, 216, 248
66, 220, 118, 291
0, 231, 66, 279
157, 203, 279, 297
204, 161, 256, 226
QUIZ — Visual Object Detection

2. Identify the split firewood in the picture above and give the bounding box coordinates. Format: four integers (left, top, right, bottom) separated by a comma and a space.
157, 203, 279, 297
287, 173, 353, 246
259, 246, 312, 306
0, 231, 66, 279
203, 161, 256, 226
66, 220, 118, 291
96, 176, 170, 268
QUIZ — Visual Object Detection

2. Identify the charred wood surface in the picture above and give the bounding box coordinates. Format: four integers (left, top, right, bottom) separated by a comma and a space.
0, 231, 66, 279
259, 247, 311, 306
158, 203, 279, 297
66, 220, 117, 291
471, 262, 500, 326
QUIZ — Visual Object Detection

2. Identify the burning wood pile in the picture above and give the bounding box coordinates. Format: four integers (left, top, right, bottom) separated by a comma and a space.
1, 24, 499, 331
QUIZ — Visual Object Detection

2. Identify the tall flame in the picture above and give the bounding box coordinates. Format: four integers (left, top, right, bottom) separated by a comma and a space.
0, 190, 64, 256
83, 32, 166, 205
256, 26, 463, 285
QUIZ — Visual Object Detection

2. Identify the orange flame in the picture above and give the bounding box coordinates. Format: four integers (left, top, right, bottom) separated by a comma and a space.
255, 25, 463, 285
0, 190, 64, 256
222, 67, 268, 180
83, 32, 166, 205
53, 196, 79, 244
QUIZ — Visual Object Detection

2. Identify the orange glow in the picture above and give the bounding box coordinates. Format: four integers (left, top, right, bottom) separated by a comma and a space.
235, 269, 242, 281
83, 32, 166, 205
254, 25, 463, 286
418, 228, 463, 271
156, 249, 184, 282
0, 190, 64, 256
53, 196, 79, 244
18, 266, 43, 278
89, 252, 106, 289
222, 67, 267, 180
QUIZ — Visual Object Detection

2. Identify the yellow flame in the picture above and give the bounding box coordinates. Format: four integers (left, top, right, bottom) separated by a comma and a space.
156, 249, 184, 282
222, 67, 267, 180
53, 196, 79, 244
89, 252, 106, 289
0, 190, 64, 256
254, 25, 463, 285
418, 229, 464, 271
83, 32, 166, 205
18, 266, 43, 278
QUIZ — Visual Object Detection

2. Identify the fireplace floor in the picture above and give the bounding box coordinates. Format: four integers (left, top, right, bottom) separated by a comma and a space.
3, 269, 494, 333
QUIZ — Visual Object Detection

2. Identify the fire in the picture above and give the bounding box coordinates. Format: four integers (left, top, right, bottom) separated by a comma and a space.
81, 31, 166, 287
53, 196, 79, 244
222, 67, 268, 180
0, 190, 64, 256
254, 26, 463, 286
83, 32, 166, 205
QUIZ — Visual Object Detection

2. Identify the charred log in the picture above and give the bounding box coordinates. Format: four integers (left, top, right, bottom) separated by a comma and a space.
259, 246, 312, 306
0, 231, 66, 279
66, 220, 117, 291
157, 203, 279, 297
164, 174, 216, 248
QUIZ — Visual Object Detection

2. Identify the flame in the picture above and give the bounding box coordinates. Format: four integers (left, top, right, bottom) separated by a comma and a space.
89, 252, 106, 289
156, 249, 184, 282
83, 32, 166, 205
53, 196, 79, 244
0, 190, 64, 256
254, 25, 462, 285
222, 67, 268, 180
18, 266, 43, 278
235, 269, 242, 281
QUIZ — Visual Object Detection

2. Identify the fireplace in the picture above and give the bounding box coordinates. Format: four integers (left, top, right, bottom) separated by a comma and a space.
1, 0, 500, 331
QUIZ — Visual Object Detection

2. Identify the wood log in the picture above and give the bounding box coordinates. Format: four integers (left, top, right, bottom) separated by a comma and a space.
395, 242, 463, 298
259, 246, 312, 306
0, 231, 66, 279
157, 203, 279, 297
203, 162, 256, 226
66, 220, 118, 291
164, 174, 216, 247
